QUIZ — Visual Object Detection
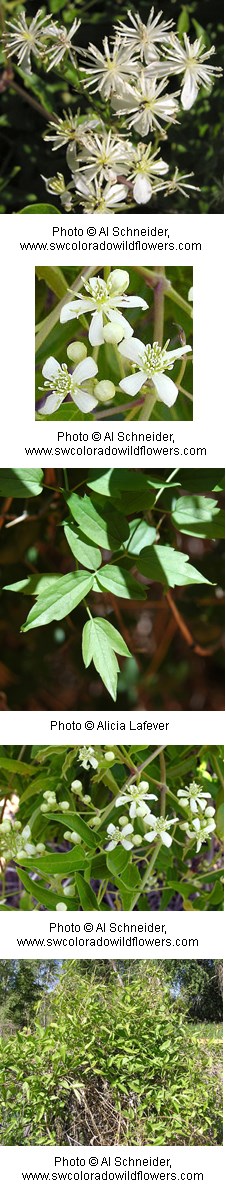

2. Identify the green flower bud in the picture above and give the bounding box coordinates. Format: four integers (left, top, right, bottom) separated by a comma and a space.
103, 321, 124, 345
40, 804, 48, 813
119, 816, 129, 827
94, 380, 116, 403
104, 751, 115, 762
89, 816, 101, 828
70, 831, 82, 844
71, 780, 83, 793
59, 801, 70, 811
82, 794, 91, 805
133, 834, 143, 846
63, 884, 75, 897
56, 902, 67, 911
36, 843, 46, 853
67, 341, 87, 364
43, 791, 56, 801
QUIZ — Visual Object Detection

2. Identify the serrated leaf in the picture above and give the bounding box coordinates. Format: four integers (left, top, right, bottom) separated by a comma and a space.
93, 565, 147, 600
21, 571, 95, 631
0, 469, 44, 497
64, 522, 102, 570
172, 495, 224, 539
82, 618, 119, 701
75, 874, 99, 910
66, 491, 129, 549
139, 545, 213, 588
43, 810, 96, 848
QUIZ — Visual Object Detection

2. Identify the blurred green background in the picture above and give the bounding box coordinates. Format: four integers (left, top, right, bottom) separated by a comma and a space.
0, 0, 223, 213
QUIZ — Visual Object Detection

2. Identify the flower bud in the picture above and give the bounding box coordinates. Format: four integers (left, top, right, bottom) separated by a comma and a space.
24, 843, 37, 856
43, 791, 56, 801
36, 843, 46, 853
133, 834, 143, 846
63, 884, 75, 897
109, 269, 129, 294
94, 380, 116, 403
40, 803, 48, 813
103, 322, 124, 345
104, 751, 115, 762
56, 902, 67, 911
70, 831, 82, 844
59, 801, 70, 811
67, 341, 87, 364
82, 794, 91, 805
119, 816, 129, 827
89, 816, 101, 828
71, 780, 83, 793
21, 826, 32, 841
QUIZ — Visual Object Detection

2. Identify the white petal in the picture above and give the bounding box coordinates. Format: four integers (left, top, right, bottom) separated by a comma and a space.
166, 344, 192, 363
181, 70, 199, 110
120, 295, 148, 310
73, 389, 98, 413
122, 838, 133, 850
60, 299, 93, 323
205, 806, 215, 817
42, 356, 60, 381
72, 357, 98, 384
115, 796, 127, 807
40, 391, 63, 414
107, 823, 116, 834
119, 336, 145, 365
119, 370, 147, 396
133, 175, 152, 206
143, 814, 157, 828
190, 798, 198, 813
144, 830, 156, 843
192, 817, 201, 832
152, 372, 178, 407
106, 840, 116, 852
89, 310, 104, 346
160, 831, 172, 847
129, 802, 136, 819
106, 309, 133, 337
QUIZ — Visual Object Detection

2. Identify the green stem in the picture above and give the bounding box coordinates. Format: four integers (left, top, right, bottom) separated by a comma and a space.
159, 749, 166, 817
137, 268, 193, 318
139, 385, 157, 421
129, 840, 162, 910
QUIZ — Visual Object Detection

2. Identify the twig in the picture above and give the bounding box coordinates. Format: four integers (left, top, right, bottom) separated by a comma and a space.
165, 590, 224, 657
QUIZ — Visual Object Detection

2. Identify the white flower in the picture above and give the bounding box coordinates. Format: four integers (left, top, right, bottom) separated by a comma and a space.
115, 780, 158, 819
181, 817, 216, 855
165, 33, 222, 109
112, 75, 179, 136
163, 167, 199, 198
78, 747, 99, 770
118, 337, 192, 407
82, 36, 139, 99
39, 356, 98, 415
60, 270, 147, 347
114, 8, 174, 63
45, 17, 81, 71
124, 142, 168, 205
106, 822, 134, 851
5, 8, 49, 75
72, 176, 128, 213
44, 110, 99, 152
144, 814, 178, 848
71, 129, 132, 187
177, 783, 212, 805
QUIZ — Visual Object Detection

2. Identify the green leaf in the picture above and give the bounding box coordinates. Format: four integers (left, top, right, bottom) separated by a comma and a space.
16, 869, 75, 910
4, 575, 62, 597
20, 204, 60, 214
139, 545, 213, 588
74, 874, 99, 910
171, 496, 224, 539
63, 523, 102, 570
85, 618, 131, 657
82, 618, 120, 701
0, 757, 34, 775
43, 810, 96, 848
93, 565, 147, 600
0, 469, 44, 498
21, 571, 95, 631
36, 267, 68, 299
118, 862, 140, 890
124, 519, 156, 555
106, 846, 130, 876
16, 845, 87, 875
66, 491, 129, 549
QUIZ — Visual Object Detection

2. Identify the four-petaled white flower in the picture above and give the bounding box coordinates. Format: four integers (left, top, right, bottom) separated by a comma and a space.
163, 167, 200, 198
115, 780, 158, 820
106, 822, 134, 851
71, 129, 132, 187
39, 356, 98, 415
72, 176, 128, 212
144, 814, 178, 848
45, 17, 81, 71
119, 337, 192, 406
165, 33, 222, 109
114, 8, 174, 63
181, 816, 216, 854
5, 8, 49, 75
78, 747, 99, 770
60, 270, 148, 347
82, 36, 139, 98
177, 783, 213, 811
112, 76, 179, 137
125, 142, 168, 205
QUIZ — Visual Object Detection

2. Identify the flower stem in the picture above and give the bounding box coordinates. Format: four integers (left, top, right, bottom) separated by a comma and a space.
129, 840, 162, 910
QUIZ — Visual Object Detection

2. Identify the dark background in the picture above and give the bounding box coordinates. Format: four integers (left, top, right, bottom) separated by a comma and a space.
0, 0, 224, 213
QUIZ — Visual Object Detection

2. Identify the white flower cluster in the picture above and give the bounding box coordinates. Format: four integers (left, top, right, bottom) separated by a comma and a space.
39, 270, 191, 415
106, 780, 178, 851
177, 782, 216, 853
0, 817, 46, 862
4, 8, 221, 212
